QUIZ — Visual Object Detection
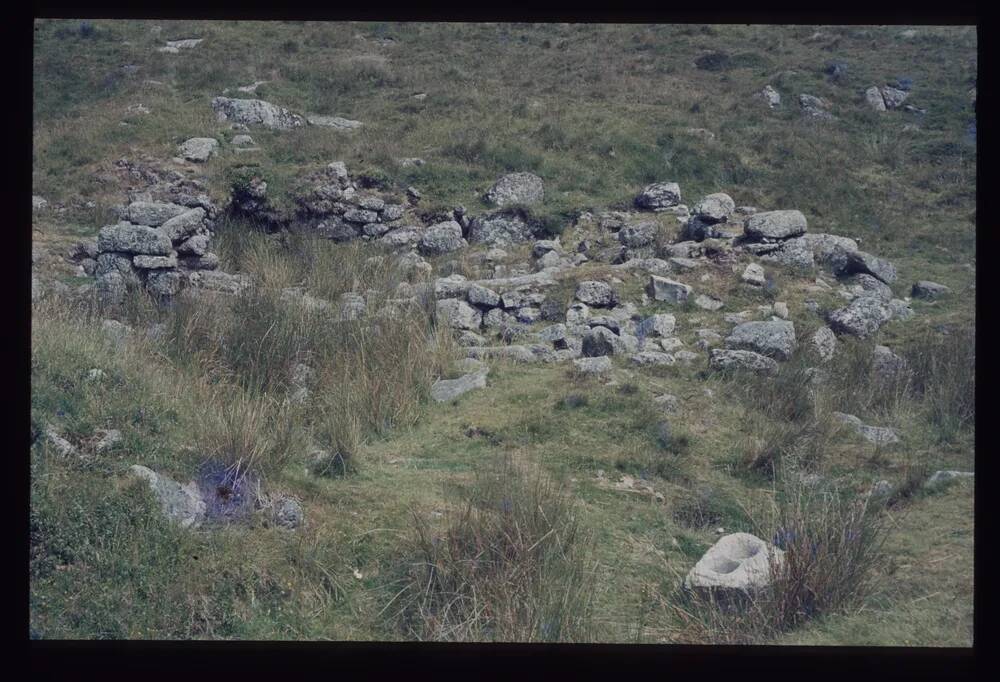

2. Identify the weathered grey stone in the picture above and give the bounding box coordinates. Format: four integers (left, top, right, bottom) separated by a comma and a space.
573, 355, 613, 375
694, 294, 724, 311
800, 93, 834, 118
741, 263, 767, 287
146, 270, 182, 300
382, 204, 405, 222
186, 270, 250, 294
880, 86, 909, 110
630, 351, 676, 366
178, 137, 219, 162
759, 237, 815, 270
436, 298, 482, 331
418, 221, 467, 256
888, 298, 914, 321
211, 97, 306, 130
516, 306, 542, 323
761, 85, 781, 108
127, 201, 189, 227
833, 247, 897, 285
32, 195, 48, 211
799, 233, 860, 264
744, 210, 807, 240
271, 496, 304, 529
501, 289, 547, 310
833, 412, 900, 445
828, 296, 893, 338
635, 182, 681, 210
467, 212, 536, 246
484, 172, 544, 207
128, 465, 206, 529
647, 275, 692, 304
872, 345, 909, 382
434, 275, 470, 300
911, 280, 951, 300
174, 233, 209, 257
467, 284, 501, 308
810, 326, 838, 362
618, 221, 657, 248
93, 429, 122, 454
709, 348, 779, 375
343, 208, 379, 224
44, 425, 77, 457
684, 532, 785, 593
925, 470, 974, 489
160, 207, 206, 242
582, 326, 618, 357
845, 273, 894, 301
178, 253, 219, 271
339, 292, 367, 320
865, 86, 887, 112
308, 115, 362, 130
133, 253, 178, 269
93, 272, 127, 307
773, 302, 789, 319
693, 193, 735, 223
232, 134, 255, 146
725, 320, 796, 361
637, 313, 676, 338
575, 280, 618, 307
431, 370, 489, 402
98, 223, 172, 255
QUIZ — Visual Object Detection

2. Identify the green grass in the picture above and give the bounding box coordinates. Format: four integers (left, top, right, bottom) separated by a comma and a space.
31, 20, 974, 645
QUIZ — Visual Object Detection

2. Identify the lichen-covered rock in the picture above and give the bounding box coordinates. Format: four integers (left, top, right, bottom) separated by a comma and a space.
133, 253, 178, 269
145, 270, 182, 300
810, 326, 838, 362
832, 247, 897, 285
741, 263, 767, 286
743, 210, 807, 240
630, 351, 676, 366
880, 85, 909, 110
618, 221, 657, 248
637, 313, 676, 338
178, 137, 219, 162
575, 280, 618, 307
833, 412, 900, 445
418, 221, 467, 256
572, 355, 613, 375
127, 201, 190, 227
211, 96, 306, 130
160, 207, 207, 242
467, 212, 536, 246
646, 275, 692, 304
128, 465, 206, 529
865, 86, 887, 111
828, 296, 893, 338
97, 223, 172, 255
436, 298, 482, 331
484, 172, 544, 207
709, 348, 779, 375
725, 320, 797, 361
635, 182, 681, 210
270, 496, 304, 529
761, 85, 781, 108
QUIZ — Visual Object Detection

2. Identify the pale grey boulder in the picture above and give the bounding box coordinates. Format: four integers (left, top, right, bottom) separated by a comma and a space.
94, 272, 127, 307
694, 294, 725, 311
800, 93, 834, 118
888, 298, 914, 321
418, 221, 467, 256
832, 246, 897, 285
98, 223, 172, 255
725, 320, 796, 361
178, 137, 219, 162
581, 326, 618, 357
160, 207, 206, 242
484, 172, 544, 207
865, 86, 887, 111
637, 313, 676, 338
828, 296, 892, 338
44, 425, 77, 458
186, 270, 251, 294
741, 263, 767, 286
618, 221, 657, 248
128, 465, 206, 529
744, 210, 807, 240
646, 275, 692, 304
630, 351, 676, 366
307, 115, 362, 130
127, 201, 189, 227
467, 212, 536, 246
635, 182, 681, 210
833, 412, 900, 445
178, 253, 219, 271
575, 280, 618, 307
270, 496, 304, 529
211, 97, 306, 130
146, 270, 182, 300
845, 273, 894, 301
761, 85, 781, 108
431, 369, 489, 402
880, 86, 909, 110
436, 298, 482, 331
709, 348, 779, 375
759, 237, 815, 270
684, 532, 785, 593
872, 345, 910, 382
693, 193, 735, 223
810, 326, 838, 362
572, 355, 613, 375
925, 470, 974, 489
177, 234, 211, 256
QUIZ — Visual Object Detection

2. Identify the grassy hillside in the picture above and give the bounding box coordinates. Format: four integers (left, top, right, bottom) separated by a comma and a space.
31, 20, 975, 644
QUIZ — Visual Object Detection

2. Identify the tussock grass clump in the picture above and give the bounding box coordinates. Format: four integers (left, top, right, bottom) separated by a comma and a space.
390, 455, 596, 642
903, 325, 975, 442
679, 477, 889, 644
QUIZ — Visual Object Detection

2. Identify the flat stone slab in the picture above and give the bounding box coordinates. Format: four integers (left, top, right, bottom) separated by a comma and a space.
308, 115, 363, 130
128, 465, 206, 529
431, 369, 489, 402
833, 412, 900, 445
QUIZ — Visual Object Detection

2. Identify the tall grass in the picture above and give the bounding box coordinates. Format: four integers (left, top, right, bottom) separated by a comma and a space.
390, 455, 596, 642
678, 476, 889, 644
904, 325, 975, 442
